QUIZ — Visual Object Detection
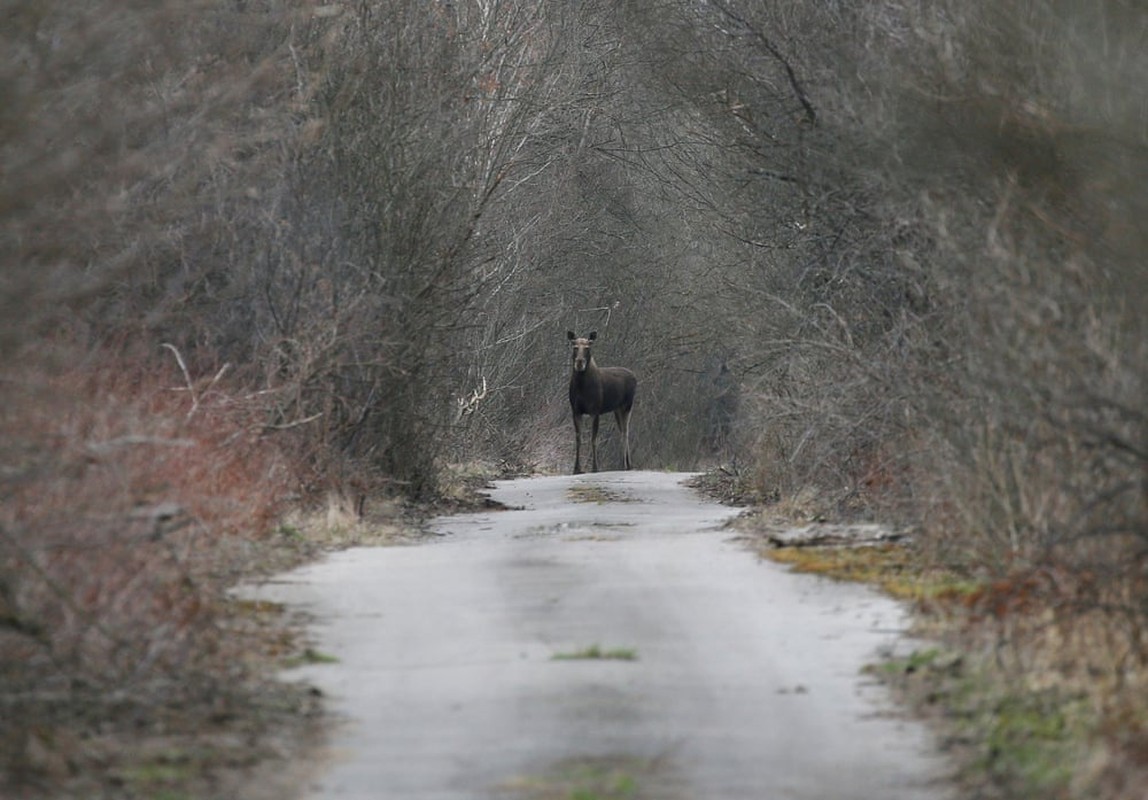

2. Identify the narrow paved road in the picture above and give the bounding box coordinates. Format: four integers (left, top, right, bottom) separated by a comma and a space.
251, 471, 950, 799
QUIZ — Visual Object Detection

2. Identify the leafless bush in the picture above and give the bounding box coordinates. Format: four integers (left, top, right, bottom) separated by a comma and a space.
0, 347, 294, 784
846, 0, 1148, 567
1, 2, 324, 789
645, 0, 1148, 558
214, 0, 606, 498
802, 7, 1148, 787
0, 0, 310, 345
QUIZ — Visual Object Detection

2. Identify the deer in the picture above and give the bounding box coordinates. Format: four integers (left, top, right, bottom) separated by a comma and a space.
567, 331, 637, 474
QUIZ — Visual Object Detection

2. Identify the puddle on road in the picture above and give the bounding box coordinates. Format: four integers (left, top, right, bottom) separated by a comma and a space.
562, 533, 625, 543
513, 521, 637, 540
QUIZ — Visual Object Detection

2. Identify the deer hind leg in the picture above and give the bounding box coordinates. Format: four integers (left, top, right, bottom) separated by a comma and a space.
590, 414, 600, 472
572, 412, 583, 474
615, 406, 632, 470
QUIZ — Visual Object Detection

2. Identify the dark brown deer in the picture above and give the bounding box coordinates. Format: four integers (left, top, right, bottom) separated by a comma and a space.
567, 331, 637, 474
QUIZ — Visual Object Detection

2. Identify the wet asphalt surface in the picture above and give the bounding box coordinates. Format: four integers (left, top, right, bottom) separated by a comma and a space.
248, 471, 951, 799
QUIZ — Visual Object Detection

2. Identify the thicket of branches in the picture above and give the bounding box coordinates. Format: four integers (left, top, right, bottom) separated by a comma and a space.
2, 0, 1146, 795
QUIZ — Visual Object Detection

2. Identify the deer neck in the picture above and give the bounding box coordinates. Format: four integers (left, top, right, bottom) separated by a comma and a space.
572, 357, 599, 384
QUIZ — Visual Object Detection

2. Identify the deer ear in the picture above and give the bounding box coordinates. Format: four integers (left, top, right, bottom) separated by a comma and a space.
566, 331, 576, 341
588, 331, 597, 341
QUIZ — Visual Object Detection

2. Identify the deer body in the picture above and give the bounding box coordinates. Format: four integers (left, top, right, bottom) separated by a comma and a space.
567, 331, 636, 473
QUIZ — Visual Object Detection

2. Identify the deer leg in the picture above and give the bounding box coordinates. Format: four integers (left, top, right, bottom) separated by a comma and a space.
590, 414, 600, 472
572, 412, 583, 474
615, 407, 632, 470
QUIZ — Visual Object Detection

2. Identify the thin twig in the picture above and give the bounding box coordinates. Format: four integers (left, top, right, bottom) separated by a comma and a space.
86, 436, 197, 454
161, 343, 199, 419
710, 1, 818, 126
261, 412, 324, 432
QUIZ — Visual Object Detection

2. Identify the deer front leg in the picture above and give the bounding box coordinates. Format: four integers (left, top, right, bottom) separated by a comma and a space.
590, 414, 600, 472
572, 412, 583, 474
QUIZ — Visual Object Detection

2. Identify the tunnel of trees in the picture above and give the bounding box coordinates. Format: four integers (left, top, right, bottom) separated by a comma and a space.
2, 1, 1146, 795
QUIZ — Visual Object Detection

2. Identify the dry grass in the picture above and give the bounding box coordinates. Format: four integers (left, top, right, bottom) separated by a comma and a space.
762, 543, 973, 602
566, 485, 636, 505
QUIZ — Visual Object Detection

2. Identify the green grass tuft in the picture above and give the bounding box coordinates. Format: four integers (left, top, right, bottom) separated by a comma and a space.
551, 644, 638, 662
283, 647, 340, 668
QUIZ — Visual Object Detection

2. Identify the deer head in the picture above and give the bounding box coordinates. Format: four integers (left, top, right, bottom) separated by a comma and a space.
567, 330, 597, 373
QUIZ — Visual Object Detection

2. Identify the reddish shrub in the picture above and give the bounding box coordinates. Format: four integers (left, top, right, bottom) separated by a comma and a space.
0, 346, 293, 693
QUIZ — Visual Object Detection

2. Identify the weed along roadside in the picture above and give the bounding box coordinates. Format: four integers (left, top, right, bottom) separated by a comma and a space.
729, 508, 1142, 800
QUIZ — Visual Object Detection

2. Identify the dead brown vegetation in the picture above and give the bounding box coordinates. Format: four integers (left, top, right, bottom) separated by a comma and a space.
0, 344, 311, 796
